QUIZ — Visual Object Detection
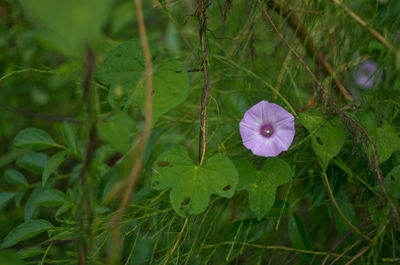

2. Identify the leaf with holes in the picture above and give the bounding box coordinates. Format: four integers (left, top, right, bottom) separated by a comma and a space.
236, 158, 292, 220
97, 38, 189, 125
357, 111, 400, 164
299, 111, 347, 171
385, 165, 400, 200
152, 146, 238, 216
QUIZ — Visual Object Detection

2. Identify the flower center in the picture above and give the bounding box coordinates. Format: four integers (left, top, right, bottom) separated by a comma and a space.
261, 124, 274, 138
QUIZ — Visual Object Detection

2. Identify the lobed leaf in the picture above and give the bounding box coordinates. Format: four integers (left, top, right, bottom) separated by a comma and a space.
236, 158, 292, 220
299, 111, 347, 171
152, 146, 238, 216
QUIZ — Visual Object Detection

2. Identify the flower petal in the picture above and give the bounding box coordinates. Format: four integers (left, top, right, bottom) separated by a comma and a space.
239, 100, 296, 157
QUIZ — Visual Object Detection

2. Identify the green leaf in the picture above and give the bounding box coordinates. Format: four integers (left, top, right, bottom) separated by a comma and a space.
18, 247, 45, 259
385, 165, 400, 199
236, 158, 292, 220
152, 146, 238, 216
4, 169, 29, 187
0, 219, 53, 249
54, 203, 72, 218
299, 111, 347, 171
20, 0, 114, 57
24, 184, 53, 221
12, 128, 60, 150
98, 113, 134, 153
35, 189, 69, 207
0, 192, 15, 212
0, 250, 23, 265
376, 120, 400, 164
288, 213, 312, 262
357, 111, 400, 164
329, 191, 357, 233
42, 151, 68, 186
110, 1, 135, 35
16, 152, 49, 174
60, 123, 79, 154
97, 38, 189, 125
14, 189, 26, 208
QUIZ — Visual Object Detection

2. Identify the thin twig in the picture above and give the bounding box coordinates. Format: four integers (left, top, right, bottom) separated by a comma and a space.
108, 0, 154, 263
159, 2, 201, 64
77, 45, 96, 265
83, 46, 95, 111
322, 221, 372, 265
341, 218, 390, 265
163, 217, 189, 265
322, 173, 372, 242
328, 228, 377, 265
198, 0, 210, 166
0, 104, 82, 124
0, 68, 54, 82
202, 241, 352, 259
331, 0, 398, 57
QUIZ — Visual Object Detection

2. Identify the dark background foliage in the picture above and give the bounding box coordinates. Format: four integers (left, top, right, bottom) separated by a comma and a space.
0, 0, 400, 264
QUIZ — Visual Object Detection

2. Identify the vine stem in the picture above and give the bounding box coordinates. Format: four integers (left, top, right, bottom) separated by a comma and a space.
341, 218, 390, 265
203, 241, 352, 259
322, 173, 372, 242
108, 0, 153, 263
198, 0, 210, 166
77, 45, 96, 265
322, 220, 372, 265
162, 217, 189, 265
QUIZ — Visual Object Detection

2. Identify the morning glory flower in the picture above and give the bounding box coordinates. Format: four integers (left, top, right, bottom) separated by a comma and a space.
239, 100, 295, 157
353, 60, 382, 90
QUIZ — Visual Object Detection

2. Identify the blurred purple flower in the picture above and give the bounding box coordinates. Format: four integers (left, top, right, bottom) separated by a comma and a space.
353, 60, 383, 89
239, 100, 295, 157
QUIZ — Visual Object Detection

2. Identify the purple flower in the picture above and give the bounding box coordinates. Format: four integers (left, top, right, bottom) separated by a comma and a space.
353, 60, 383, 89
239, 100, 295, 157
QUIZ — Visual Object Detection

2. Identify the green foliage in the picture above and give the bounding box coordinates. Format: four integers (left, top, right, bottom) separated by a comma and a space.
34, 189, 69, 207
20, 0, 114, 57
356, 111, 400, 164
98, 113, 134, 153
97, 38, 190, 125
12, 128, 61, 150
0, 219, 53, 248
60, 123, 79, 155
0, 192, 15, 212
4, 169, 29, 187
42, 151, 67, 186
299, 111, 347, 171
288, 213, 312, 262
1, 0, 400, 264
385, 165, 400, 199
152, 146, 238, 216
0, 250, 23, 265
236, 158, 292, 220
